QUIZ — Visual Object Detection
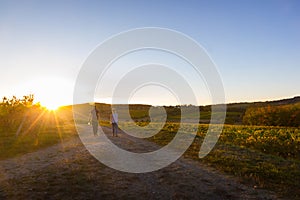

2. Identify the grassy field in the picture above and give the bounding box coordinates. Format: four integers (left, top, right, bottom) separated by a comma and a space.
1, 101, 299, 198
130, 122, 300, 199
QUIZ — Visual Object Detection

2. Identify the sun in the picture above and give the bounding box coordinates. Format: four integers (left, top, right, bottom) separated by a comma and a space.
19, 76, 73, 110
43, 101, 60, 111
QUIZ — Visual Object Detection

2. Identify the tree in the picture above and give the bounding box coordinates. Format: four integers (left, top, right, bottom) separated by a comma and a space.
0, 94, 40, 132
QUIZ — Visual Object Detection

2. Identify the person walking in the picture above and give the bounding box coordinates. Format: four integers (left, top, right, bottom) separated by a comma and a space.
89, 105, 100, 136
110, 108, 118, 137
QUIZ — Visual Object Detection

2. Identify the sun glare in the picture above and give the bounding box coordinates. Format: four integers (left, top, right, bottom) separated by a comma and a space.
18, 76, 73, 110
44, 102, 60, 111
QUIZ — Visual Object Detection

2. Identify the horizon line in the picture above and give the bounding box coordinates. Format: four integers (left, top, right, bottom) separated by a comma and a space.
62, 95, 300, 108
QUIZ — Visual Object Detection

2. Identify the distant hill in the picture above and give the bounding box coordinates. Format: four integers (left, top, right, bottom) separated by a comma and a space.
66, 96, 300, 126
260, 96, 300, 106
224, 96, 300, 124
203, 96, 300, 125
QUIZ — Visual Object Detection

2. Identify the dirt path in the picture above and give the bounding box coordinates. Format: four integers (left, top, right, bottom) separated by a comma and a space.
0, 125, 279, 199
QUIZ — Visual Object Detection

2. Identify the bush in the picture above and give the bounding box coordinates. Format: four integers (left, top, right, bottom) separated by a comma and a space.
243, 103, 300, 127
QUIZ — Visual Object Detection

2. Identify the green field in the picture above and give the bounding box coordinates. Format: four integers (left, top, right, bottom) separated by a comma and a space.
136, 122, 299, 199
1, 96, 300, 198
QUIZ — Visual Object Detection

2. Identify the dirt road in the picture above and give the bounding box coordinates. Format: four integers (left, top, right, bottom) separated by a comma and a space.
0, 125, 279, 199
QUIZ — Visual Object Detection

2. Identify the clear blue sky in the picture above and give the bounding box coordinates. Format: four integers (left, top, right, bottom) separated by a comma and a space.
0, 0, 299, 106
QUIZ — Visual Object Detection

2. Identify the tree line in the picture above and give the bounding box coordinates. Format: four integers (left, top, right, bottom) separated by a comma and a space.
0, 94, 60, 135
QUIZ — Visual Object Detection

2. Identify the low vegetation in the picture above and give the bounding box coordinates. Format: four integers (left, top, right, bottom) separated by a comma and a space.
243, 103, 300, 127
139, 122, 300, 199
0, 95, 76, 160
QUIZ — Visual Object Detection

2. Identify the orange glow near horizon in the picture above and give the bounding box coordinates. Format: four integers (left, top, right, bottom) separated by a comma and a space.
16, 76, 73, 110
43, 103, 60, 111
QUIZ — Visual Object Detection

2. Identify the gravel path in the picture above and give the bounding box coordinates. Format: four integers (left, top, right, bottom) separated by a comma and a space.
0, 125, 279, 199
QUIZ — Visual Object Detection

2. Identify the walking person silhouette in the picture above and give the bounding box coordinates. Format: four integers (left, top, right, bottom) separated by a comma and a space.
110, 108, 118, 137
89, 105, 100, 136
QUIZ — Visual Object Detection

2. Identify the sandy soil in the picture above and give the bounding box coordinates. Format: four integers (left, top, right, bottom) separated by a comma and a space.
0, 125, 280, 200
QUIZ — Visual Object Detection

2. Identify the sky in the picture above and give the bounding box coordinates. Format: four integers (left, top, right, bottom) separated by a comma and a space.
0, 0, 299, 108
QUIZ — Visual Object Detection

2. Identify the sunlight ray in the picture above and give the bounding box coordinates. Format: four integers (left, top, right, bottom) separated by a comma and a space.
34, 111, 51, 146
54, 112, 64, 149
15, 112, 28, 137
21, 110, 46, 136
